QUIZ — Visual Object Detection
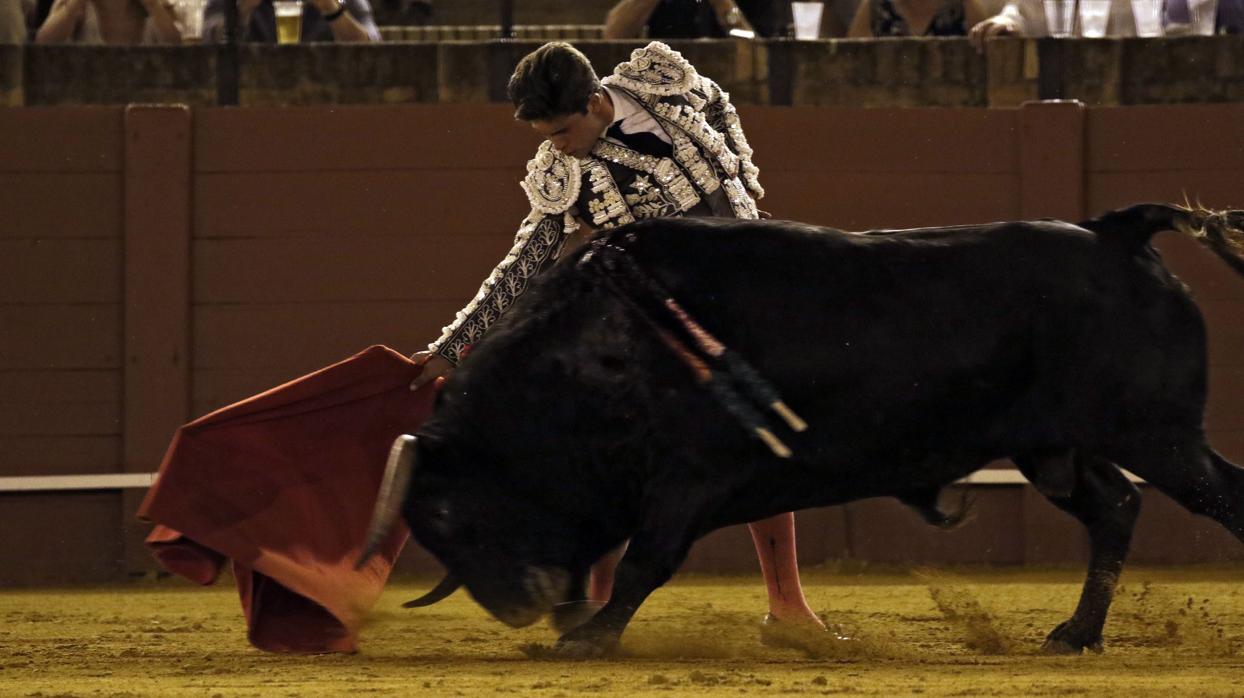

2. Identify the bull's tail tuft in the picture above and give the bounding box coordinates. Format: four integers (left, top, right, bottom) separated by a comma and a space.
1082, 202, 1244, 277
1177, 205, 1244, 277
900, 486, 975, 530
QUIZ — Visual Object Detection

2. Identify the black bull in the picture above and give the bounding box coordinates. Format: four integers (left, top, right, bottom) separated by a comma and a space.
361, 202, 1244, 657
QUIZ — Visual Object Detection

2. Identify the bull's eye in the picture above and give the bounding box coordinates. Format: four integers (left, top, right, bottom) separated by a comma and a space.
423, 500, 452, 537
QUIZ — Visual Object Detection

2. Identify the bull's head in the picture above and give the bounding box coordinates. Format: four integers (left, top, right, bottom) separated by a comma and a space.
359, 434, 607, 627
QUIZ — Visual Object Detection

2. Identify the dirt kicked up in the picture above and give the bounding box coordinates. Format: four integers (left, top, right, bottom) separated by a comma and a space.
3, 566, 1244, 697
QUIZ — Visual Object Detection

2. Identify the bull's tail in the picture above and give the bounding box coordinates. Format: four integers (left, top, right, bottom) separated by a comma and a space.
1081, 202, 1244, 277
899, 486, 975, 530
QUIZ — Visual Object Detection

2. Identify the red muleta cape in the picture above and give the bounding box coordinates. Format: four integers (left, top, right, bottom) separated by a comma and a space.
137, 345, 436, 653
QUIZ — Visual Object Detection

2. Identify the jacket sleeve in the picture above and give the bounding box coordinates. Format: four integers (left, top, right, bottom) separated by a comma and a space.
427, 212, 570, 365
698, 76, 764, 201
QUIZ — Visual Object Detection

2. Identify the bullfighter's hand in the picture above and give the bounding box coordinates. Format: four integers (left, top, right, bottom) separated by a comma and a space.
969, 15, 1020, 52
409, 351, 453, 391
758, 209, 772, 219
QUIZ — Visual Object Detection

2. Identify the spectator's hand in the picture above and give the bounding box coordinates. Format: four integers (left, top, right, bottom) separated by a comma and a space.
710, 0, 756, 37
969, 15, 1020, 52
50, 0, 87, 21
409, 351, 453, 391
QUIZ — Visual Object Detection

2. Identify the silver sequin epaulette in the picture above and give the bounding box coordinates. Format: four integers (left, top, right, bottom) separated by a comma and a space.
609, 41, 698, 96
520, 141, 582, 215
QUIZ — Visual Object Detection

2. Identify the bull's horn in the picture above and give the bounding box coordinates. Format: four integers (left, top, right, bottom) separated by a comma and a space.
354, 434, 417, 571
401, 574, 461, 608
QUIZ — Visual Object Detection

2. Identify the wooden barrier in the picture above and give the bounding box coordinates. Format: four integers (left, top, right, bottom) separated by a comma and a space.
5, 37, 1243, 108
1, 102, 1243, 583
0, 108, 125, 583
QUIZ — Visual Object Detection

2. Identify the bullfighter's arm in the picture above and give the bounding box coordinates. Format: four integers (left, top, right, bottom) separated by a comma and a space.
698, 76, 764, 201
428, 213, 570, 365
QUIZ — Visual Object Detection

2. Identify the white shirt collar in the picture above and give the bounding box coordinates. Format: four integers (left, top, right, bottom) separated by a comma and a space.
604, 84, 641, 126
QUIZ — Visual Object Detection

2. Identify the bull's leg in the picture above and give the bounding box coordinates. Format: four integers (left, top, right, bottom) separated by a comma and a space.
549, 568, 601, 635
551, 501, 701, 658
1108, 436, 1244, 540
1015, 453, 1140, 654
550, 544, 627, 634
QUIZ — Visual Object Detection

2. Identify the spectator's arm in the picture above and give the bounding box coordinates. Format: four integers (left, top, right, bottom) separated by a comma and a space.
846, 0, 873, 37
141, 0, 184, 43
33, 0, 84, 43
315, 0, 379, 42
964, 0, 990, 32
603, 0, 660, 38
969, 0, 1024, 49
1, 0, 25, 43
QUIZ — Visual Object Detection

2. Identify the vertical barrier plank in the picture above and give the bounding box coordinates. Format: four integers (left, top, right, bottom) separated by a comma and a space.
123, 105, 192, 575
1019, 100, 1085, 221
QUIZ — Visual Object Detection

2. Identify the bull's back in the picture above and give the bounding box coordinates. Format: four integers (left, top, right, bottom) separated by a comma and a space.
605, 217, 1207, 448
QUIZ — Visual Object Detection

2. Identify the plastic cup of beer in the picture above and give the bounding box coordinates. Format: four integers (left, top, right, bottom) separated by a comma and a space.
1078, 0, 1112, 36
273, 0, 303, 44
791, 1, 824, 39
1188, 0, 1219, 34
176, 0, 207, 42
1043, 0, 1075, 35
1130, 0, 1164, 36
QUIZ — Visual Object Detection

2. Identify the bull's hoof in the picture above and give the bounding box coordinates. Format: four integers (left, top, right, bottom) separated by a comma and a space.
550, 600, 604, 635
550, 637, 615, 659
1041, 621, 1103, 655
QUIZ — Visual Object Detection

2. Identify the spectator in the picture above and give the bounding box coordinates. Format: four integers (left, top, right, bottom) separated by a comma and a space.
1224, 0, 1244, 32
34, 0, 182, 43
376, 0, 428, 26
604, 0, 786, 39
1, 0, 24, 42
1165, 0, 1244, 32
849, 0, 988, 36
969, 0, 1136, 46
203, 0, 380, 42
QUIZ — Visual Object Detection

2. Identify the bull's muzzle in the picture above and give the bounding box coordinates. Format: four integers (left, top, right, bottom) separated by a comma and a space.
486, 566, 569, 628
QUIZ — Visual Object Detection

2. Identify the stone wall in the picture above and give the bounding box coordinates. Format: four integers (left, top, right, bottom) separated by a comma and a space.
1, 37, 1241, 108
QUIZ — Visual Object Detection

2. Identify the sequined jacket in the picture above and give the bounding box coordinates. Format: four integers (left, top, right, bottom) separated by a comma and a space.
429, 41, 764, 365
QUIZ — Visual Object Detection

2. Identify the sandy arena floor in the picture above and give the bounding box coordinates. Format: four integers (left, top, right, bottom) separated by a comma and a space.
2, 566, 1243, 696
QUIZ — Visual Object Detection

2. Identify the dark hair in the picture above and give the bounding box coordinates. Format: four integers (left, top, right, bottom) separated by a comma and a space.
508, 42, 601, 121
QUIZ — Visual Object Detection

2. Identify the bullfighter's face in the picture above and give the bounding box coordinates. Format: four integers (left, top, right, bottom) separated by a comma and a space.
527, 90, 612, 160
402, 442, 591, 627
